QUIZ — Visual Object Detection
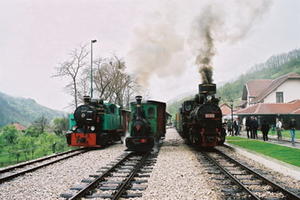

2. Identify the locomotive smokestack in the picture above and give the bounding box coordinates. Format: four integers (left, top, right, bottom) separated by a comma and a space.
199, 83, 216, 95
135, 96, 143, 120
135, 96, 142, 105
199, 83, 216, 103
83, 96, 91, 105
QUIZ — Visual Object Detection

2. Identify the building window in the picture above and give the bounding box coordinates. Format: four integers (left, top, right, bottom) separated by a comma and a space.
276, 92, 284, 103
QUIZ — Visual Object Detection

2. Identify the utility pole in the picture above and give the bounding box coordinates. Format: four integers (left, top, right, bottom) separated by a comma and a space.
90, 39, 97, 98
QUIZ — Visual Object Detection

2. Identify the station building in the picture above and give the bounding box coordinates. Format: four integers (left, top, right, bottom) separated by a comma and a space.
235, 72, 300, 129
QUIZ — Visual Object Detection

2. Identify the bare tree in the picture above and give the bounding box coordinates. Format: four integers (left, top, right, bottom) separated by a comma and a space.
53, 45, 89, 108
77, 67, 91, 104
92, 55, 139, 108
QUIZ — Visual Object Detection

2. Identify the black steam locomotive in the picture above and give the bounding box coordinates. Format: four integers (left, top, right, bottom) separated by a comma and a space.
175, 84, 226, 147
125, 96, 166, 152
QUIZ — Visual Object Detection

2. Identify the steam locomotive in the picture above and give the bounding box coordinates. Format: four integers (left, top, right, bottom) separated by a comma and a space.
66, 96, 130, 148
175, 83, 226, 147
125, 96, 166, 152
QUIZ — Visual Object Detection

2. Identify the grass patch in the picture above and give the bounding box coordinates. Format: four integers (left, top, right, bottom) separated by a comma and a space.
226, 136, 246, 141
226, 136, 300, 167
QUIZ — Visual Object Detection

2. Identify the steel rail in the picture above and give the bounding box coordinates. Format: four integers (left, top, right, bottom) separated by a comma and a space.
202, 151, 261, 200
0, 148, 85, 174
215, 148, 300, 200
69, 152, 135, 200
111, 152, 150, 199
0, 149, 88, 184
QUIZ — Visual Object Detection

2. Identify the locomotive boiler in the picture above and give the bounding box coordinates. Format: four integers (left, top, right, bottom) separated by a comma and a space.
175, 84, 226, 147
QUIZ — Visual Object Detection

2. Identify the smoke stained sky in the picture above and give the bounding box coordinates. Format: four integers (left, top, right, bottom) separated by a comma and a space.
0, 0, 299, 111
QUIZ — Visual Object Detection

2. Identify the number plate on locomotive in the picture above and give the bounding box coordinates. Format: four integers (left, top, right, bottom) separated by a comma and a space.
205, 114, 215, 118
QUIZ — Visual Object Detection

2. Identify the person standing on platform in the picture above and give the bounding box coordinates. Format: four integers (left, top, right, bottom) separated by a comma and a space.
261, 120, 270, 141
250, 116, 254, 139
233, 119, 240, 136
245, 117, 251, 138
227, 120, 233, 136
252, 117, 259, 139
276, 118, 282, 141
289, 118, 297, 145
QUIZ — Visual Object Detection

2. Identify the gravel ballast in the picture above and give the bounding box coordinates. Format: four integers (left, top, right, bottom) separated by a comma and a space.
0, 144, 125, 200
2, 129, 298, 200
216, 145, 300, 196
138, 128, 222, 200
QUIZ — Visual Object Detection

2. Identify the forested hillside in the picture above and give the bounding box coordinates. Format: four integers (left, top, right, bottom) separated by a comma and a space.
167, 48, 300, 117
0, 92, 65, 127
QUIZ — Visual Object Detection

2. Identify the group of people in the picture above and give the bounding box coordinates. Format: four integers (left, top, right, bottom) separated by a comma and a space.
266, 118, 297, 144
226, 119, 241, 136
224, 117, 297, 145
245, 116, 259, 139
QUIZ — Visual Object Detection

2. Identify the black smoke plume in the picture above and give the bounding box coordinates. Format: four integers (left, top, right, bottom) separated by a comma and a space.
188, 1, 273, 84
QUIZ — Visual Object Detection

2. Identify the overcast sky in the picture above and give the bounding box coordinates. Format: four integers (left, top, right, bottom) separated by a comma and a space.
0, 0, 299, 112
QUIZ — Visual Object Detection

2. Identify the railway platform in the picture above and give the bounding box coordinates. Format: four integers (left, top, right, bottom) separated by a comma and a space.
225, 131, 300, 181
233, 130, 300, 149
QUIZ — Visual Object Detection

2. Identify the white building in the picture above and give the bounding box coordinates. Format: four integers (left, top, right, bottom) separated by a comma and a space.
236, 72, 300, 129
241, 72, 300, 108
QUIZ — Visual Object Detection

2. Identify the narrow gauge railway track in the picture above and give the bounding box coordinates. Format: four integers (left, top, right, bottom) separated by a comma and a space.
198, 148, 300, 200
0, 148, 88, 184
61, 151, 158, 200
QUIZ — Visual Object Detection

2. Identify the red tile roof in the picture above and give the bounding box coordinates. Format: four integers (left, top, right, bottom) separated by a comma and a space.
292, 108, 300, 114
252, 72, 300, 103
246, 79, 272, 97
236, 99, 300, 115
220, 103, 232, 115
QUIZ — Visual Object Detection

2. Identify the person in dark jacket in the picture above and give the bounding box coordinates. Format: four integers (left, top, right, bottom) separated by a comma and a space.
233, 119, 240, 136
289, 118, 297, 145
245, 117, 251, 138
227, 120, 233, 136
251, 117, 259, 139
261, 120, 270, 141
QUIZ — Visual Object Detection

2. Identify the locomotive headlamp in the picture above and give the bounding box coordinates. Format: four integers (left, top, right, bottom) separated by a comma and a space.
81, 113, 86, 118
72, 126, 77, 131
90, 126, 95, 131
207, 95, 212, 101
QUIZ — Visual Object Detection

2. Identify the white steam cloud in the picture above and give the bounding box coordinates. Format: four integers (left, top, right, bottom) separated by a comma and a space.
127, 12, 184, 86
128, 0, 273, 86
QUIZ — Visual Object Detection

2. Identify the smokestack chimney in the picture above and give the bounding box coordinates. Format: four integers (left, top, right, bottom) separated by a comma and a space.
135, 96, 142, 105
83, 96, 91, 105
199, 83, 216, 95
135, 96, 143, 120
198, 83, 216, 103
